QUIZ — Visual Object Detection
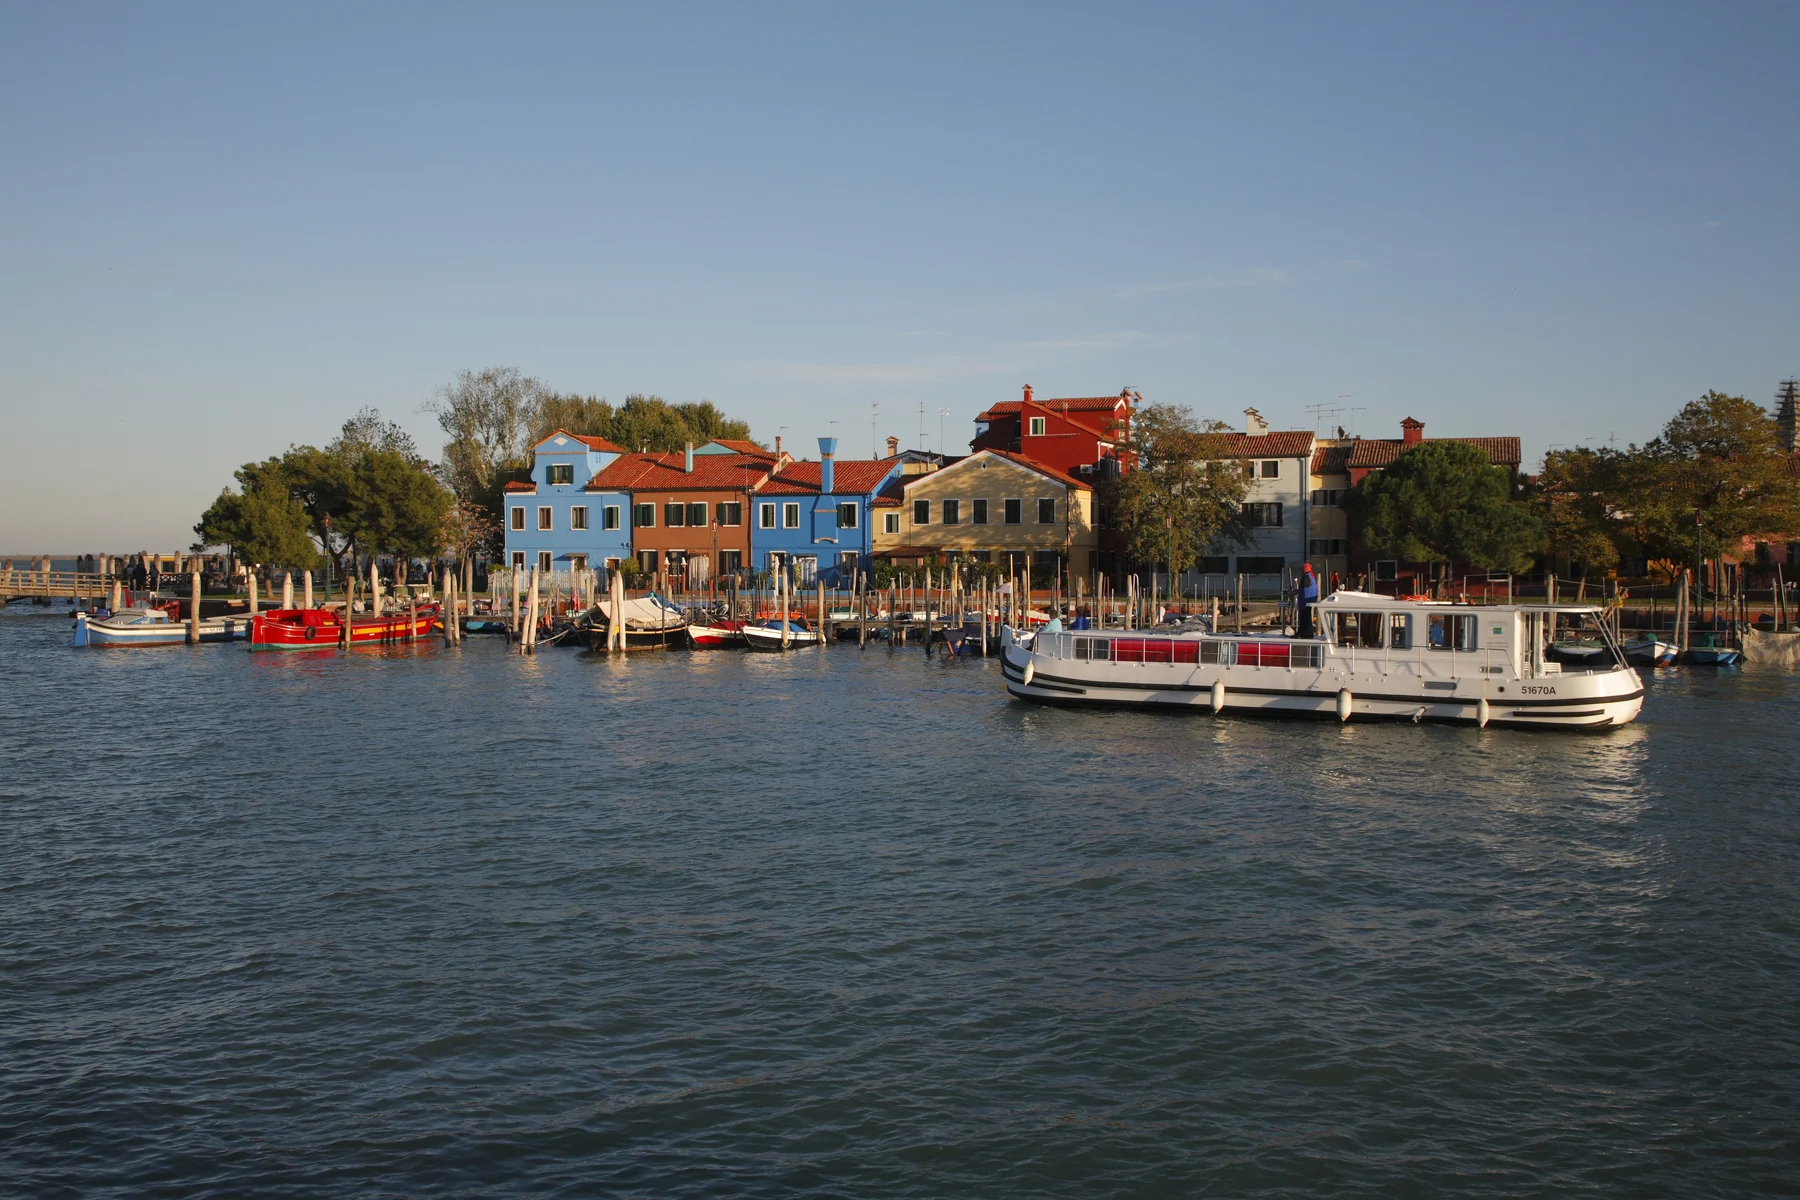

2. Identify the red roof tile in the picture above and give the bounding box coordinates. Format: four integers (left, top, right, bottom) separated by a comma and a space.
1347, 437, 1522, 468
754, 459, 899, 495
1201, 431, 1317, 459
1311, 443, 1354, 475
586, 452, 773, 492
503, 480, 536, 493
701, 438, 772, 456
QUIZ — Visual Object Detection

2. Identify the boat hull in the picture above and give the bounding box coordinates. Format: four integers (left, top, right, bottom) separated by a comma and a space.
73, 612, 249, 647
1000, 629, 1645, 730
742, 625, 822, 651
688, 622, 745, 648
249, 605, 440, 650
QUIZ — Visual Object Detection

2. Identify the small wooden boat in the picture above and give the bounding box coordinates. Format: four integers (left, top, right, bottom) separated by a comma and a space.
1621, 636, 1678, 667
249, 604, 440, 650
1681, 633, 1741, 666
742, 615, 822, 650
72, 607, 250, 647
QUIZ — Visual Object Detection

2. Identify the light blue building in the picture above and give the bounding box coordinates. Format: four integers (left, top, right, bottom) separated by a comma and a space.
749, 437, 902, 582
503, 430, 632, 575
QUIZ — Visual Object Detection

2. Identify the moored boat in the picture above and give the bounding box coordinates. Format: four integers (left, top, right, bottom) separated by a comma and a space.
742, 615, 822, 650
1621, 636, 1679, 667
72, 607, 251, 647
249, 604, 440, 650
1681, 633, 1742, 666
687, 618, 747, 648
1001, 591, 1644, 729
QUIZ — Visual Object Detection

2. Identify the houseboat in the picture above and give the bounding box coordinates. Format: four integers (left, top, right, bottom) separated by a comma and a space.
1000, 591, 1644, 729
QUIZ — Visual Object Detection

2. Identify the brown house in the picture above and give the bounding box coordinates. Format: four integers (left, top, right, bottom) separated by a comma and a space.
589, 447, 782, 584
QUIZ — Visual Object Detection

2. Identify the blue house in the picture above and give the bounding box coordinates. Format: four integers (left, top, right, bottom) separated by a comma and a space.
503, 430, 632, 575
749, 437, 903, 582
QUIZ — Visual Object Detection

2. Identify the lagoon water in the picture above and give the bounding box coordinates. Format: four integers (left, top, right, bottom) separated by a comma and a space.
2, 607, 1797, 1197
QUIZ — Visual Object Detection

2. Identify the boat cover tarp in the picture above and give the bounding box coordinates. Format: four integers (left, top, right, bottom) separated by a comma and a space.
1741, 630, 1800, 668
599, 594, 686, 631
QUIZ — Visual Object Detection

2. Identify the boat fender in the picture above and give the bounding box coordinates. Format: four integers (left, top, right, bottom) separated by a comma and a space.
1336, 688, 1352, 722
305, 625, 317, 641
1476, 697, 1490, 728
1211, 679, 1225, 714
1022, 660, 1035, 687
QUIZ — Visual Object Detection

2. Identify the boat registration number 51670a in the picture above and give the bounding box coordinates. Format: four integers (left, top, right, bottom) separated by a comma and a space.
1520, 685, 1558, 695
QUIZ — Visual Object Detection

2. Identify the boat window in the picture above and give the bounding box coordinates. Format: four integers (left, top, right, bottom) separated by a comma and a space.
1291, 644, 1324, 669
1336, 612, 1384, 647
1428, 613, 1478, 651
1389, 614, 1410, 650
1074, 637, 1109, 661
1200, 640, 1231, 665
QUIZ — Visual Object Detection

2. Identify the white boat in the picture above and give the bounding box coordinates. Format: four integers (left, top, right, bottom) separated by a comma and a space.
742, 616, 822, 650
1621, 636, 1678, 667
1000, 591, 1644, 730
72, 607, 251, 647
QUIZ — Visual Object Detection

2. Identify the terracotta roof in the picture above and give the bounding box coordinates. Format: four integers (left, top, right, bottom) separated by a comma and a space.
1347, 437, 1522, 468
917, 449, 1091, 491
755, 460, 899, 496
503, 480, 537, 493
1201, 431, 1316, 459
536, 429, 625, 454
975, 395, 1129, 422
586, 451, 773, 492
1311, 443, 1354, 475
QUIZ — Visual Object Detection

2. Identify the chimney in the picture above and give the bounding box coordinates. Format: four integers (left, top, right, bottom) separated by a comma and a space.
775, 435, 783, 456
818, 436, 837, 494
1244, 407, 1268, 436
684, 441, 694, 472
1022, 383, 1033, 405
886, 435, 899, 458
1401, 417, 1424, 446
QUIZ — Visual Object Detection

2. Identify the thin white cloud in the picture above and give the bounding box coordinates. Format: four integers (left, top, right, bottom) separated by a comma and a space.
754, 331, 1189, 385
1107, 267, 1291, 300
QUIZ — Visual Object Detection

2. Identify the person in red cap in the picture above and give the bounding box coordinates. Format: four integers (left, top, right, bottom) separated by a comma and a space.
1297, 562, 1319, 638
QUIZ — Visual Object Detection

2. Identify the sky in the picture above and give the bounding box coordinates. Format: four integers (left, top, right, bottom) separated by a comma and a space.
2, 2, 1797, 551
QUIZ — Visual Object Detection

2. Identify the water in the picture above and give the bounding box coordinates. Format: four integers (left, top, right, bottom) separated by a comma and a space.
3, 607, 1797, 1197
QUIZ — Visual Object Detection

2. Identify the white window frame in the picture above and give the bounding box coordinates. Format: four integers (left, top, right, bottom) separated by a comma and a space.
537, 506, 553, 531
836, 502, 858, 529
942, 499, 960, 525
1003, 498, 1022, 525
783, 502, 801, 529
759, 502, 777, 529
603, 505, 621, 530
1260, 460, 1280, 478
1028, 416, 1046, 436
510, 507, 525, 531
1037, 497, 1056, 524
913, 499, 930, 525
570, 505, 588, 531
884, 512, 901, 534
511, 551, 525, 570
537, 551, 552, 573
633, 503, 655, 528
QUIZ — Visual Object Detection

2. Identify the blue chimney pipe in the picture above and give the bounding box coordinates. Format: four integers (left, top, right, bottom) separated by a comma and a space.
818, 437, 837, 494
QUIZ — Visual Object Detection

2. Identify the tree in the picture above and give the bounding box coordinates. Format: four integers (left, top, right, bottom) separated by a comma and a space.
193, 466, 321, 569
1532, 447, 1627, 579
1622, 391, 1800, 561
440, 497, 503, 569
1346, 441, 1541, 581
1101, 403, 1251, 574
427, 367, 545, 518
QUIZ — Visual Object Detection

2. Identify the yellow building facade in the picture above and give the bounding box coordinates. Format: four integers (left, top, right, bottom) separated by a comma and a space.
870, 450, 1097, 573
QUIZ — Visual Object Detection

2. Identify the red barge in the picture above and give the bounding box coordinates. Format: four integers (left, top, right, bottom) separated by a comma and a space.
249, 604, 441, 650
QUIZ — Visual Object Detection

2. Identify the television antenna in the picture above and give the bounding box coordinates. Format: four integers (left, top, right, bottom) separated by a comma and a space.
871, 403, 879, 459
939, 408, 952, 459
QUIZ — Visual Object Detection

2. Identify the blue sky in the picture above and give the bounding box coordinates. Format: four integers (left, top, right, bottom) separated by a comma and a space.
3, 3, 1796, 550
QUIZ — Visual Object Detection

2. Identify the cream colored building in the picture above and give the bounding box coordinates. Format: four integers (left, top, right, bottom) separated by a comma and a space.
871, 449, 1097, 575
1306, 439, 1354, 584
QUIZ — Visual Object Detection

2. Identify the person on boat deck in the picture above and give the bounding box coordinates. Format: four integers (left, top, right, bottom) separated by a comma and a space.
1297, 563, 1320, 638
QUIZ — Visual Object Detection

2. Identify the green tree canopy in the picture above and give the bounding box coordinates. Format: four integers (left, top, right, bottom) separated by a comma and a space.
1621, 391, 1800, 559
530, 392, 757, 453
1101, 403, 1250, 573
193, 463, 322, 569
1531, 447, 1627, 578
1346, 441, 1541, 575
194, 408, 453, 570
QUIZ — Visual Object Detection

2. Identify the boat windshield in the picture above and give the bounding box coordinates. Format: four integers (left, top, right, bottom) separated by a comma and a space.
1545, 610, 1627, 671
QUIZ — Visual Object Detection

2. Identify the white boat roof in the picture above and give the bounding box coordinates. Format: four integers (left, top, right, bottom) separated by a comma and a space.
1318, 590, 1603, 613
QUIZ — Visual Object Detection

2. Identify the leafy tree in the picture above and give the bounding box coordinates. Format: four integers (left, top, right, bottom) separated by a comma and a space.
1346, 441, 1541, 580
193, 467, 321, 568
1532, 447, 1627, 579
529, 391, 758, 453
440, 497, 503, 569
1101, 403, 1250, 574
1620, 391, 1800, 561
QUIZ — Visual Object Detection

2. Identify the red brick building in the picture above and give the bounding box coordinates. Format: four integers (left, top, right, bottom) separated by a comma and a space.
970, 386, 1134, 479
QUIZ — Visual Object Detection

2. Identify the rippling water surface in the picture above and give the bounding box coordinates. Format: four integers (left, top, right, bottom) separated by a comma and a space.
3, 609, 1797, 1197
